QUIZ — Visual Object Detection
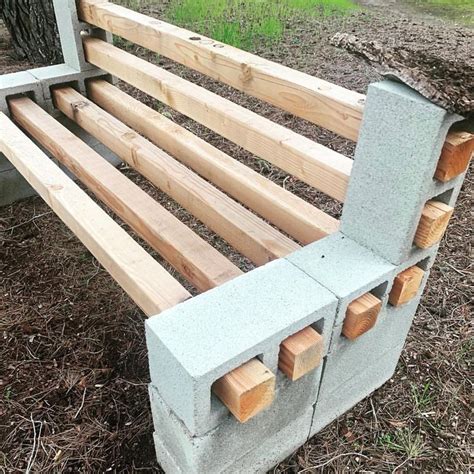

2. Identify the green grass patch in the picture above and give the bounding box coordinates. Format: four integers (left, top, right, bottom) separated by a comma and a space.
166, 0, 358, 50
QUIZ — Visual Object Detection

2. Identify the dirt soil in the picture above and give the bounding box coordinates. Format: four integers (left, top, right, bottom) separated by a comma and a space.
1, 3, 473, 473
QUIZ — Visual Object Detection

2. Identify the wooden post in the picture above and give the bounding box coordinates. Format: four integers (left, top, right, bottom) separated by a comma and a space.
435, 131, 474, 182
278, 327, 323, 381
414, 200, 454, 249
389, 266, 425, 307
342, 293, 382, 340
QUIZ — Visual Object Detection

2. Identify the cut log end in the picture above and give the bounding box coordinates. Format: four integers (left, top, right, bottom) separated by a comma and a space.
414, 200, 454, 249
212, 358, 275, 423
389, 266, 425, 307
435, 131, 474, 182
342, 292, 382, 340
278, 326, 324, 381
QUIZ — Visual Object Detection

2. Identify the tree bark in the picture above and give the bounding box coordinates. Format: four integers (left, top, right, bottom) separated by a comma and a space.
0, 0, 63, 64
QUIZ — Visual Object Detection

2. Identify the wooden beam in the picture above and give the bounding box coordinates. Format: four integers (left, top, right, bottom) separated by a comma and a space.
0, 110, 190, 315
212, 358, 275, 423
53, 86, 300, 265
342, 293, 382, 340
435, 131, 474, 182
278, 326, 323, 381
414, 200, 454, 249
87, 79, 340, 244
10, 95, 242, 293
389, 266, 425, 307
82, 37, 352, 202
78, 0, 364, 141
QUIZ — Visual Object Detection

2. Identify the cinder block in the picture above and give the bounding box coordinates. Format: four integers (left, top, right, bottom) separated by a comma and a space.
29, 64, 112, 112
286, 232, 395, 350
311, 342, 405, 435
311, 293, 426, 435
341, 80, 463, 265
146, 258, 338, 435
0, 168, 36, 206
0, 71, 44, 114
149, 375, 315, 474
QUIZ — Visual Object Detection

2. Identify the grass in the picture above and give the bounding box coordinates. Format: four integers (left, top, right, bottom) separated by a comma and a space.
411, 381, 433, 411
379, 429, 427, 459
166, 0, 357, 49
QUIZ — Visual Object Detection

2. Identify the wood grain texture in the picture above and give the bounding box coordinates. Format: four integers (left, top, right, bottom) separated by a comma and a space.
342, 293, 382, 340
88, 79, 340, 244
78, 0, 365, 141
435, 131, 474, 182
0, 107, 190, 315
389, 266, 425, 307
82, 36, 353, 201
54, 85, 299, 265
278, 326, 323, 381
414, 200, 454, 249
12, 92, 242, 293
212, 358, 276, 423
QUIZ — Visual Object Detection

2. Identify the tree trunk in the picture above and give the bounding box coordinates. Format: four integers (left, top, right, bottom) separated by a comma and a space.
0, 0, 62, 64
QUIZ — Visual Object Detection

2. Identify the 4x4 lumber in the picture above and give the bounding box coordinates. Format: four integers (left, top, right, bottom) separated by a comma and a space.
434, 131, 474, 182
54, 87, 300, 264
10, 95, 242, 292
0, 110, 190, 315
212, 358, 276, 423
414, 200, 454, 249
88, 79, 339, 244
342, 292, 382, 340
389, 266, 425, 307
278, 326, 323, 381
78, 0, 364, 141
82, 37, 353, 202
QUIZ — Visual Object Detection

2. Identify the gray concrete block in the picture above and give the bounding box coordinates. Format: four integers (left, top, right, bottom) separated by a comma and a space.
0, 153, 14, 174
0, 168, 36, 206
29, 64, 112, 112
149, 375, 315, 474
286, 232, 395, 334
0, 71, 44, 114
146, 258, 338, 435
311, 342, 405, 435
341, 80, 463, 265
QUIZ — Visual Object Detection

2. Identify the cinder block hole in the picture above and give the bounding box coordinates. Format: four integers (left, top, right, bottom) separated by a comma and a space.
389, 257, 430, 308
341, 284, 387, 341
414, 193, 455, 249
85, 74, 115, 92
210, 355, 275, 423
6, 91, 39, 113
50, 80, 81, 99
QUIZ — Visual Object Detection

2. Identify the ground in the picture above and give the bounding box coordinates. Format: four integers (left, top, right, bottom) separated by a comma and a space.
0, 1, 473, 472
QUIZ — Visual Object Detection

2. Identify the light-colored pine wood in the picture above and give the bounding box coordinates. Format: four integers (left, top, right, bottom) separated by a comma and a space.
82, 37, 353, 201
389, 266, 425, 307
342, 293, 382, 340
78, 0, 364, 141
212, 358, 276, 423
414, 200, 454, 249
87, 79, 340, 244
0, 108, 190, 315
54, 85, 300, 265
435, 131, 474, 182
278, 326, 323, 381
11, 93, 242, 292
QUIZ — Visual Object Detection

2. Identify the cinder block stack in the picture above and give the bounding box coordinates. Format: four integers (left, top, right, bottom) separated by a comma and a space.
146, 81, 468, 473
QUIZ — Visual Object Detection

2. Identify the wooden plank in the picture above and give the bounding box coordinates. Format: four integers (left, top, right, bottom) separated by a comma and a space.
212, 358, 276, 423
342, 293, 382, 340
53, 86, 300, 265
278, 326, 323, 381
87, 79, 340, 244
414, 200, 454, 249
0, 110, 190, 315
10, 95, 242, 292
82, 37, 353, 202
435, 131, 474, 182
389, 266, 425, 307
78, 0, 365, 141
